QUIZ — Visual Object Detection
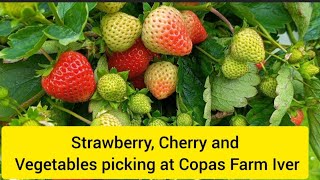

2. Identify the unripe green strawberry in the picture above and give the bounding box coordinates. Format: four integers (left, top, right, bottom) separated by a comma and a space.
108, 109, 131, 126
177, 113, 193, 126
299, 61, 319, 80
101, 12, 142, 52
1, 3, 37, 19
23, 120, 41, 126
0, 86, 9, 99
288, 49, 303, 64
148, 119, 167, 126
91, 113, 122, 126
96, 2, 126, 14
230, 115, 247, 126
128, 93, 151, 114
307, 50, 316, 59
144, 61, 178, 100
97, 74, 127, 102
260, 77, 278, 98
131, 119, 142, 126
222, 56, 249, 79
230, 28, 265, 63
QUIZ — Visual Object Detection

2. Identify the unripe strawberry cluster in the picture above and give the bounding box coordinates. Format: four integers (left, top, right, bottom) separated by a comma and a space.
222, 28, 265, 80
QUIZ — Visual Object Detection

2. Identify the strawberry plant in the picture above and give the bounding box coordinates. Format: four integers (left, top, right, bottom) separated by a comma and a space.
0, 1, 320, 178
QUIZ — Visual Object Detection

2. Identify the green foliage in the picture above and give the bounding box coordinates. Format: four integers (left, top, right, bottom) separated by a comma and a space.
270, 65, 294, 126
0, 26, 47, 61
304, 3, 320, 41
177, 56, 210, 125
44, 3, 88, 46
0, 55, 47, 120
211, 65, 260, 112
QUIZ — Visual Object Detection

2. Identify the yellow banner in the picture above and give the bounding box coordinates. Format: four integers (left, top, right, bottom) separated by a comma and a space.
1, 126, 308, 179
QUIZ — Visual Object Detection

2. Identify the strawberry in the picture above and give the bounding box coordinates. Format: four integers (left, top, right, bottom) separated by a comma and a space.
91, 113, 122, 126
101, 12, 142, 52
299, 61, 319, 80
148, 119, 167, 126
141, 5, 192, 56
130, 74, 146, 89
97, 73, 127, 102
290, 109, 304, 126
107, 39, 156, 80
107, 109, 131, 126
128, 93, 152, 114
255, 60, 266, 71
177, 113, 193, 126
230, 28, 265, 63
222, 56, 249, 79
23, 120, 41, 126
1, 3, 37, 19
96, 2, 126, 14
260, 77, 278, 98
288, 49, 303, 64
181, 10, 208, 44
41, 51, 96, 103
230, 115, 248, 126
131, 119, 142, 126
144, 61, 178, 100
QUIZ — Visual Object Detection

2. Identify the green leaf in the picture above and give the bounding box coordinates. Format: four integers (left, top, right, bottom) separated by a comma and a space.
86, 2, 97, 11
57, 2, 75, 20
309, 106, 320, 161
0, 20, 21, 37
196, 36, 231, 61
211, 65, 260, 112
284, 2, 312, 39
203, 76, 212, 126
177, 56, 209, 125
44, 3, 88, 46
228, 3, 292, 33
304, 3, 320, 41
270, 65, 294, 126
0, 54, 47, 120
0, 25, 47, 62
247, 97, 274, 126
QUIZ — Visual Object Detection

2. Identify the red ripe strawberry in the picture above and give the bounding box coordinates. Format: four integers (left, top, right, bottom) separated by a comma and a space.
41, 51, 96, 103
130, 74, 146, 89
108, 39, 157, 80
181, 10, 208, 44
142, 5, 192, 56
290, 109, 304, 126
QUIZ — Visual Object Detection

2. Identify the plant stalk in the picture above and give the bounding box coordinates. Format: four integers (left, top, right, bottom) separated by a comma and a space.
47, 98, 91, 125
48, 2, 63, 26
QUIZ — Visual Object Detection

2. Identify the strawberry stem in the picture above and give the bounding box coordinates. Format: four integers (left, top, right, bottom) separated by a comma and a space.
209, 7, 234, 34
194, 46, 221, 64
265, 51, 288, 64
40, 48, 54, 62
147, 112, 152, 119
20, 90, 46, 111
258, 24, 287, 53
46, 98, 91, 125
286, 23, 297, 44
48, 2, 63, 26
260, 62, 268, 75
